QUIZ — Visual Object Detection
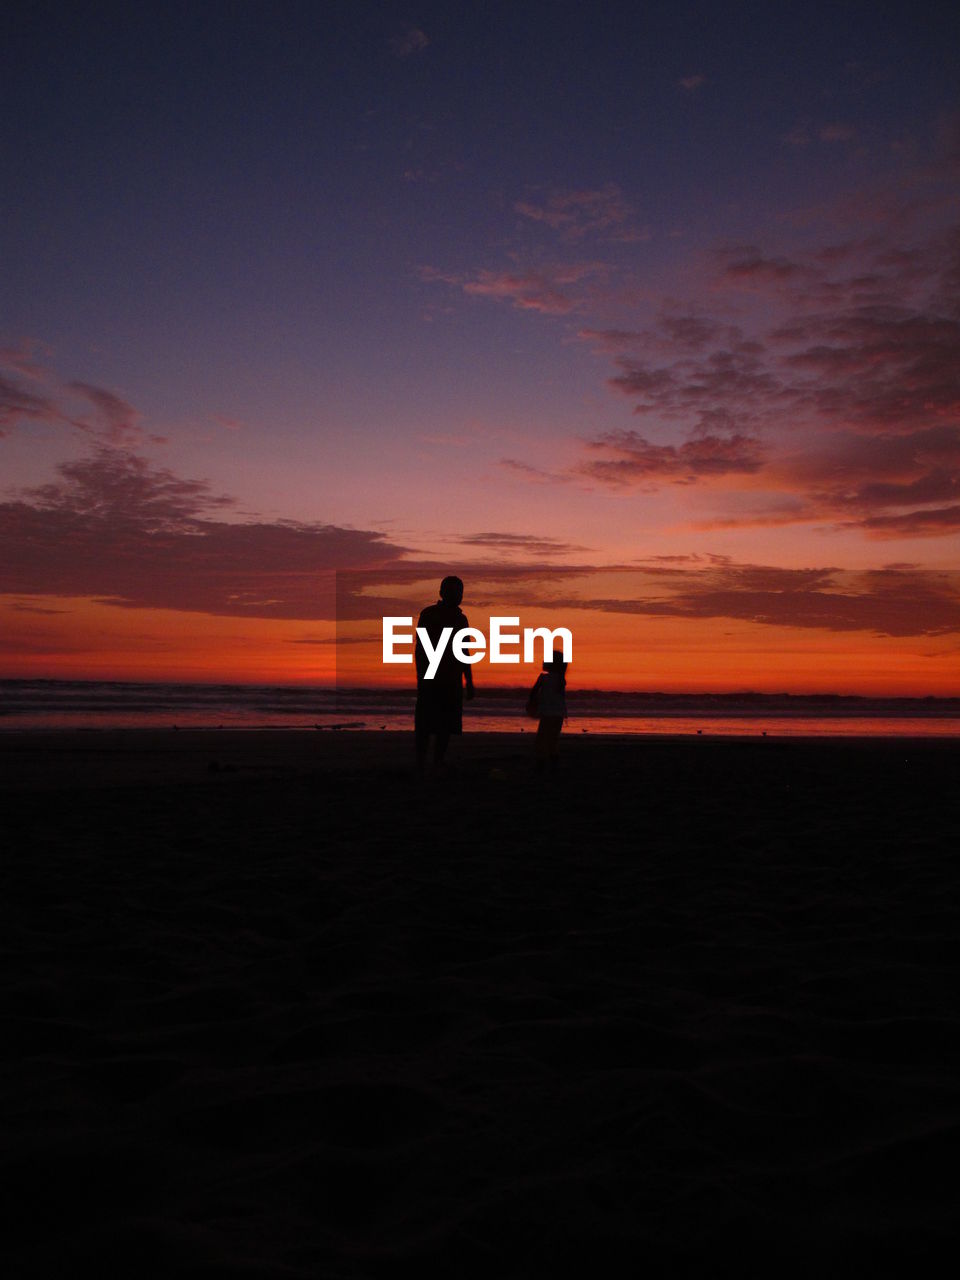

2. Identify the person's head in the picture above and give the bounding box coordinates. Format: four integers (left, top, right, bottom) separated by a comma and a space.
544, 648, 568, 676
439, 575, 464, 606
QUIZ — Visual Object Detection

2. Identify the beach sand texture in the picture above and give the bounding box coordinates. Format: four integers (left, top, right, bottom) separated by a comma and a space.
3, 730, 959, 1274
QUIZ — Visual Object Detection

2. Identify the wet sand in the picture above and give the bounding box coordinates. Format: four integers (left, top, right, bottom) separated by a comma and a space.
3, 730, 959, 1274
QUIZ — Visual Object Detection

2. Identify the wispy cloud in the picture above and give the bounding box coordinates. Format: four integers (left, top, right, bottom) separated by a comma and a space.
556, 212, 960, 539
1, 348, 241, 449
336, 561, 960, 639
67, 382, 139, 444
1, 449, 406, 619
535, 565, 960, 638
9, 601, 69, 614
687, 422, 960, 538
463, 269, 579, 313
514, 184, 647, 242
843, 504, 960, 537
456, 532, 592, 556
578, 430, 765, 487
783, 121, 858, 147
390, 27, 429, 58
0, 344, 153, 446
0, 338, 50, 381
718, 247, 815, 285
0, 374, 61, 437
427, 261, 607, 315
499, 458, 571, 484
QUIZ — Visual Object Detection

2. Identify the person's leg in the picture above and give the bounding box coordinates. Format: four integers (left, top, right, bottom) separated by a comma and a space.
535, 718, 551, 773
415, 724, 430, 774
542, 717, 562, 773
433, 731, 450, 765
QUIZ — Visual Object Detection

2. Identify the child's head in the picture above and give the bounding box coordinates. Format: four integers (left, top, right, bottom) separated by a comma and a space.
544, 649, 568, 675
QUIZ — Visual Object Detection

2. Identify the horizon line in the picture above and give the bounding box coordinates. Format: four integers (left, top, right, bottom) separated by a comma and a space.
2, 676, 959, 703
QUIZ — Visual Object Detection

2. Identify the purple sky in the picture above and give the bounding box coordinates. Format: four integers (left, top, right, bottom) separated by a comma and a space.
2, 1, 959, 685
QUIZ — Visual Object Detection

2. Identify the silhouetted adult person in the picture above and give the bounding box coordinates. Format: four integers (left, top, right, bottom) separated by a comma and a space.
415, 575, 474, 773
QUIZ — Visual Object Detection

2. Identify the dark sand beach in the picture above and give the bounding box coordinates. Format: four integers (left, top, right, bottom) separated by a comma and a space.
3, 729, 960, 1275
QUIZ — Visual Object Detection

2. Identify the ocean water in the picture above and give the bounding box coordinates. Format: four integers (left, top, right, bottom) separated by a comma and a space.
2, 680, 959, 737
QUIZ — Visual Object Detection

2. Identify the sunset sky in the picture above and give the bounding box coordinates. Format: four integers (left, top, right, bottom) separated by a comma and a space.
2, 1, 959, 691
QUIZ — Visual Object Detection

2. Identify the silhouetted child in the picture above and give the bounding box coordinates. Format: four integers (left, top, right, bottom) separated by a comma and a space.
531, 650, 567, 774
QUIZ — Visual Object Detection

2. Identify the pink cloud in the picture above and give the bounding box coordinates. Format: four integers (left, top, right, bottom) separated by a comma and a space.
1, 449, 407, 619
499, 458, 570, 484
463, 269, 577, 314
533, 565, 960, 637
0, 338, 51, 381
0, 346, 149, 446
315, 560, 960, 641
578, 430, 765, 487
719, 248, 814, 285
553, 216, 960, 537
0, 374, 61, 437
843, 505, 960, 537
443, 262, 605, 315
432, 164, 960, 544
67, 382, 139, 443
514, 184, 641, 240
683, 425, 960, 536
456, 532, 592, 556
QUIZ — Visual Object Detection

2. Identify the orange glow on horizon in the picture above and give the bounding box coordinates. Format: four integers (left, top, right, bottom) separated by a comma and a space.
3, 590, 959, 697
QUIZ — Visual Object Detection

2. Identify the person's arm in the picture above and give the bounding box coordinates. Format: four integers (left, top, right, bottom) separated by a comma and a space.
461, 611, 475, 698
526, 673, 542, 716
414, 611, 428, 683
